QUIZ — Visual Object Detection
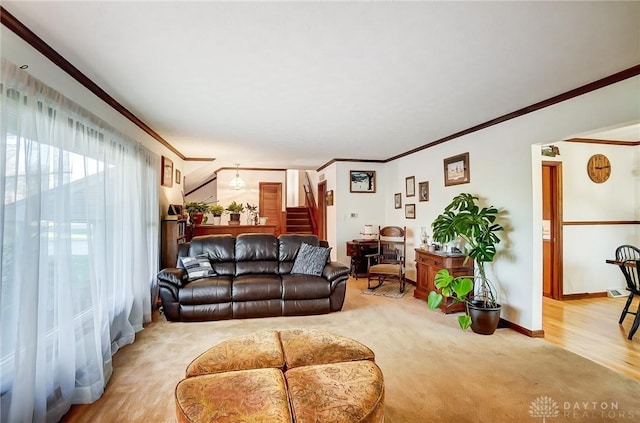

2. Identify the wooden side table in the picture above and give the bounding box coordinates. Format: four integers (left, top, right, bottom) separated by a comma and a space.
346, 240, 378, 279
414, 249, 474, 314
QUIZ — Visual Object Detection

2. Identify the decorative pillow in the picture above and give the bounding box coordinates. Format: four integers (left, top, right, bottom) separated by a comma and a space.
180, 255, 216, 281
291, 243, 332, 276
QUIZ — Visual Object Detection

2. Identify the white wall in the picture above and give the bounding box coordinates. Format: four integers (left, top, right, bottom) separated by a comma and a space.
1, 27, 185, 214
215, 169, 286, 224
325, 75, 640, 332
547, 141, 640, 295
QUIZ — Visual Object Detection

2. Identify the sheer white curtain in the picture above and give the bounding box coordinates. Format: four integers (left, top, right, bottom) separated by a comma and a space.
0, 59, 159, 423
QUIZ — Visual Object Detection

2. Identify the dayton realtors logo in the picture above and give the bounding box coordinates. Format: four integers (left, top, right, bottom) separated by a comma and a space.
529, 396, 636, 420
529, 396, 559, 422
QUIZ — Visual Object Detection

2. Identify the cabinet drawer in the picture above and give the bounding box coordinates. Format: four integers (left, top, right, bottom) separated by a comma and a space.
417, 254, 440, 267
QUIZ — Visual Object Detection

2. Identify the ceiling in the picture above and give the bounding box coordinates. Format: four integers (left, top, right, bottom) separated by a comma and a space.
3, 1, 639, 187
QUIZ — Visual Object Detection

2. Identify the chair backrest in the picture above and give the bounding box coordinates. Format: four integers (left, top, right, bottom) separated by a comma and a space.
615, 245, 640, 293
377, 226, 406, 264
615, 245, 640, 262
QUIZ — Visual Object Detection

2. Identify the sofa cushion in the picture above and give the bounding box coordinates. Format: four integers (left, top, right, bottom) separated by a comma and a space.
235, 234, 279, 276
278, 234, 319, 274
178, 276, 232, 304
281, 274, 331, 299
183, 235, 236, 276
180, 255, 216, 281
291, 243, 331, 276
232, 274, 282, 301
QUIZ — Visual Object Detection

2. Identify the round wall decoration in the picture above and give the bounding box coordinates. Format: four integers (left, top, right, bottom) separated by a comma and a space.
586, 154, 611, 183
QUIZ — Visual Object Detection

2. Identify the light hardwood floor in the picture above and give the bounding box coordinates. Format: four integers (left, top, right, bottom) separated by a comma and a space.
542, 295, 640, 381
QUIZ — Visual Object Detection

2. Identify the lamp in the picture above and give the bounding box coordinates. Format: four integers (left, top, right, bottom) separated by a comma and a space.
229, 164, 245, 190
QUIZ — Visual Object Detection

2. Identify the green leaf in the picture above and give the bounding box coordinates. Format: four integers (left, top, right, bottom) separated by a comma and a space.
427, 291, 443, 310
458, 315, 472, 330
452, 277, 474, 298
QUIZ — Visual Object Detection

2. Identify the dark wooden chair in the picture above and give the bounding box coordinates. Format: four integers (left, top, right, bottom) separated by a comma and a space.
615, 245, 640, 340
367, 226, 406, 293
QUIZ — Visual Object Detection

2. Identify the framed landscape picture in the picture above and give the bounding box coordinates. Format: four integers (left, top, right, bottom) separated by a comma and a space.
405, 176, 415, 197
444, 152, 470, 186
418, 181, 429, 202
394, 193, 402, 209
350, 170, 376, 193
161, 156, 173, 187
405, 204, 416, 219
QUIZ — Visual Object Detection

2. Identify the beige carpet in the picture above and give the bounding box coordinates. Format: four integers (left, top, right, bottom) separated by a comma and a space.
62, 278, 640, 422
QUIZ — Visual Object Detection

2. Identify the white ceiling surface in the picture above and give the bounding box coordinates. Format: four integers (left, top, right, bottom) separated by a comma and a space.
4, 2, 640, 183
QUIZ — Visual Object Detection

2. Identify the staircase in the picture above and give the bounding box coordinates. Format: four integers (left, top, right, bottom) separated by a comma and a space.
286, 207, 313, 234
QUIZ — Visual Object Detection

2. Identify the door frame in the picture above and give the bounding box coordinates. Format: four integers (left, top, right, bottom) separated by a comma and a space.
317, 180, 327, 241
542, 161, 563, 300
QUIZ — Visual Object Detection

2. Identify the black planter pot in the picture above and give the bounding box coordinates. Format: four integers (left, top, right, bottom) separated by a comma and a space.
228, 213, 241, 225
468, 300, 502, 335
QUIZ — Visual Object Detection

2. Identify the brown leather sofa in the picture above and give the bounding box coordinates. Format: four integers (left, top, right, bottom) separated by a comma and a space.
157, 233, 350, 322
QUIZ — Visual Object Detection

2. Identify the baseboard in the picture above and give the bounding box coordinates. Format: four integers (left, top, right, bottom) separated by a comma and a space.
499, 318, 545, 338
561, 291, 607, 300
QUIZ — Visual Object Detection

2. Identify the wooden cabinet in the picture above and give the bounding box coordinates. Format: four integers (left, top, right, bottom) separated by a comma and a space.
191, 224, 277, 238
414, 249, 474, 314
161, 219, 187, 269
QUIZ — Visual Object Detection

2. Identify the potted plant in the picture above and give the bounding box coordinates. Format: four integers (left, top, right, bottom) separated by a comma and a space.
185, 201, 209, 226
208, 204, 224, 225
225, 201, 244, 225
245, 203, 259, 225
427, 193, 504, 334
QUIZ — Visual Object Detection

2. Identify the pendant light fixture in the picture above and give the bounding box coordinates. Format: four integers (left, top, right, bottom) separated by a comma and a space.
229, 163, 246, 190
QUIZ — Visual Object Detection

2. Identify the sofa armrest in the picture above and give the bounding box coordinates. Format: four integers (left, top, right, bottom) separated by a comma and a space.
322, 262, 350, 282
157, 268, 187, 287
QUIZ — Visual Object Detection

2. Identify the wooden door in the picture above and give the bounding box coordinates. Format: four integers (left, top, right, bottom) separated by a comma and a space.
259, 182, 283, 236
542, 161, 563, 299
317, 181, 327, 241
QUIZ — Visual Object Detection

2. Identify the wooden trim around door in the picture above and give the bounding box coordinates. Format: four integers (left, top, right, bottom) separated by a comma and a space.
542, 161, 563, 300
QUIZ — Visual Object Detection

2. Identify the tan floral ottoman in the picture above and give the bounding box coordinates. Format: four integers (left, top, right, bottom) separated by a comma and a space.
175, 329, 384, 423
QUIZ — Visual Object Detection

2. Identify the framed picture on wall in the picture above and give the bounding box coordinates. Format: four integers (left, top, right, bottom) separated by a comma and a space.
161, 156, 173, 187
418, 181, 429, 202
326, 190, 334, 206
405, 204, 416, 219
175, 169, 181, 184
394, 193, 402, 209
444, 152, 470, 186
350, 170, 376, 193
405, 176, 415, 197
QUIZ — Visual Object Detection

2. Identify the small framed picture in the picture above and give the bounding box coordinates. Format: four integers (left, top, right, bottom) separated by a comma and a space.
394, 193, 402, 209
418, 181, 429, 202
405, 176, 415, 197
175, 169, 181, 184
405, 204, 416, 219
326, 190, 334, 206
350, 170, 376, 193
161, 156, 173, 187
444, 152, 470, 186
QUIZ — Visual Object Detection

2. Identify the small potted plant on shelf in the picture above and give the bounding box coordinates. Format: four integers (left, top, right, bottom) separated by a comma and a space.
208, 204, 225, 225
245, 203, 259, 225
185, 201, 210, 226
427, 192, 504, 335
225, 201, 244, 225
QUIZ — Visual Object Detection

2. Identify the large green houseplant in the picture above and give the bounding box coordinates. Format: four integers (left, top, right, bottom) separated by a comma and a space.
427, 193, 504, 334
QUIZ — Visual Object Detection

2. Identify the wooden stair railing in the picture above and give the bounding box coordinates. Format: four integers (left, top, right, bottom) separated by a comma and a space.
303, 172, 318, 236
